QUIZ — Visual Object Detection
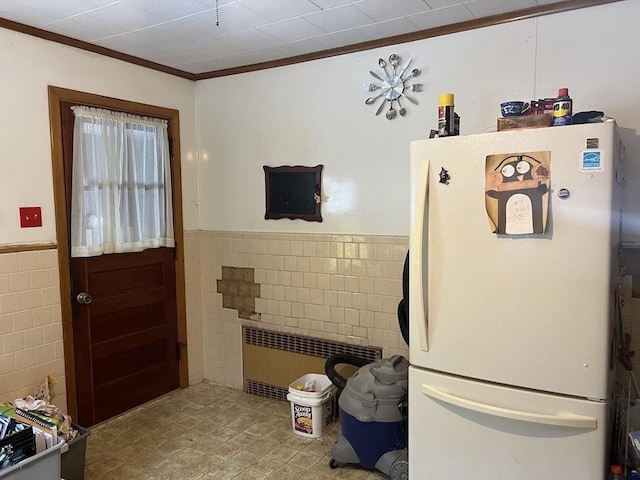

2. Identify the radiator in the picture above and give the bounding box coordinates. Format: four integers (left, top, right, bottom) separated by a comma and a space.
242, 326, 382, 401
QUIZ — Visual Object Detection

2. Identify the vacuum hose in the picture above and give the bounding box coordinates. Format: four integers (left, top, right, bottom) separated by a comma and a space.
324, 353, 372, 390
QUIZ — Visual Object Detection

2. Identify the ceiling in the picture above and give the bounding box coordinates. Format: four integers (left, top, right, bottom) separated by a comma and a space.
0, 0, 595, 79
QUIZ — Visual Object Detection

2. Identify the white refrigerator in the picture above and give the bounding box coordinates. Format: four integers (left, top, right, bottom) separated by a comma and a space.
408, 121, 624, 479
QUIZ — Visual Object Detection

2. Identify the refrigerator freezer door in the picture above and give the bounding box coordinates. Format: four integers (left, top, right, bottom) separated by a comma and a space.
408, 366, 608, 479
409, 122, 621, 400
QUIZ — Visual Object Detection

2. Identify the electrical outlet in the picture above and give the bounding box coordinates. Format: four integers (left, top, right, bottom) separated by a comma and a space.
20, 207, 42, 228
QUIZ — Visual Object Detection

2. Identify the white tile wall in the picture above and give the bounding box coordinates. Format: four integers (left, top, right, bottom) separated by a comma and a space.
0, 239, 208, 413
2, 239, 637, 413
194, 230, 409, 390
183, 231, 205, 385
0, 249, 65, 407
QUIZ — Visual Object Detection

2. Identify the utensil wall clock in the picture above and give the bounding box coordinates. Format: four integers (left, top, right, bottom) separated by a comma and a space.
363, 54, 423, 120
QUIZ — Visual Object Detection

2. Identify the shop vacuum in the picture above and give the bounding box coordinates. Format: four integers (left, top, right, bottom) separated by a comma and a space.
324, 252, 410, 479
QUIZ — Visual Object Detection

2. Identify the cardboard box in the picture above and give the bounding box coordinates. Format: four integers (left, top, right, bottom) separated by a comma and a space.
497, 113, 552, 131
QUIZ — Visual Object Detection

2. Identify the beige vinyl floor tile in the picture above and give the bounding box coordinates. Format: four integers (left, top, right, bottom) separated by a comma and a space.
84, 381, 387, 479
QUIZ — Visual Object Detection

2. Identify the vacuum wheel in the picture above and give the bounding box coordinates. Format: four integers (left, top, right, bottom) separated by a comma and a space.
389, 459, 409, 480
329, 459, 339, 469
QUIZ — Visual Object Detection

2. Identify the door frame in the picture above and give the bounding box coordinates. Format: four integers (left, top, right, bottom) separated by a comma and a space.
47, 85, 189, 420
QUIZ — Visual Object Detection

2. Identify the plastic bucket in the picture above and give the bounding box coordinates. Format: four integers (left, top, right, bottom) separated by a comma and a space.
0, 438, 65, 480
61, 425, 90, 480
287, 374, 337, 438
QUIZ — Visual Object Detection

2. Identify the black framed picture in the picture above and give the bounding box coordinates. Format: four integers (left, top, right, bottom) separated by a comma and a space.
263, 165, 323, 222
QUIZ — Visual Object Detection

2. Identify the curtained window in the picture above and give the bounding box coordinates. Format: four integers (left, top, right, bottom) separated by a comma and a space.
70, 106, 174, 257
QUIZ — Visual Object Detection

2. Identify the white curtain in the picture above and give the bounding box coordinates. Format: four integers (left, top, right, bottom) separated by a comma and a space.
70, 106, 175, 257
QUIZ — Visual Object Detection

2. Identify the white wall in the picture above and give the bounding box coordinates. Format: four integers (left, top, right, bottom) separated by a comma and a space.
1, 2, 637, 248
195, 1, 640, 241
0, 27, 201, 403
0, 29, 199, 245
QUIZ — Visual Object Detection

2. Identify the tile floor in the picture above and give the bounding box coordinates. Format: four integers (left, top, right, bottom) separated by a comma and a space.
84, 381, 386, 479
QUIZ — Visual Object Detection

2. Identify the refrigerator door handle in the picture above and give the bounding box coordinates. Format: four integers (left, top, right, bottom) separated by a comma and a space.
422, 385, 597, 429
411, 159, 430, 351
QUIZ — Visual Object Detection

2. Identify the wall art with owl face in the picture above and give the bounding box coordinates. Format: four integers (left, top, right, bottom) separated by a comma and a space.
485, 151, 551, 235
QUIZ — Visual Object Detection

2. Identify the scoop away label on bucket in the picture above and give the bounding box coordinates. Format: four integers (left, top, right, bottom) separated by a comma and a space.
293, 403, 313, 434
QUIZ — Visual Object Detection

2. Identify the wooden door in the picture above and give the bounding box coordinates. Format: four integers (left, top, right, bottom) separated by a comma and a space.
72, 249, 179, 425
57, 96, 182, 426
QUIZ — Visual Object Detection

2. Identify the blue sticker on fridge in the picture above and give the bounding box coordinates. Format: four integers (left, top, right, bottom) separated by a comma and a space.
581, 150, 603, 171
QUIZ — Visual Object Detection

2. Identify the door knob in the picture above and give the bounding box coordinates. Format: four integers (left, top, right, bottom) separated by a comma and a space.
76, 292, 93, 305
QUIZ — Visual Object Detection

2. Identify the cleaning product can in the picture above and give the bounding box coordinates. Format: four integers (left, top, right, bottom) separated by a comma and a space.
552, 88, 572, 126
607, 464, 625, 480
438, 93, 455, 136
